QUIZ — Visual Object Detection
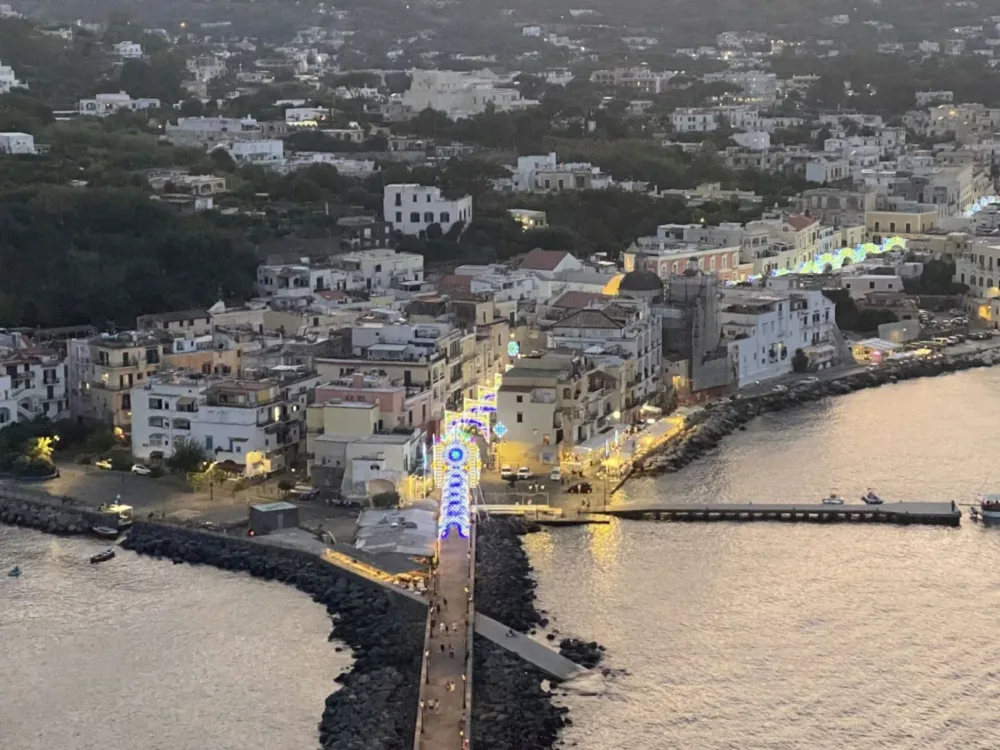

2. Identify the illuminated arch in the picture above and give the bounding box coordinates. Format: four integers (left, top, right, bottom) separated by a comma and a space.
602, 274, 625, 296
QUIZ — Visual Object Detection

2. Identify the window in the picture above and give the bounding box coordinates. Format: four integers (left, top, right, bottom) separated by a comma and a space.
905, 223, 911, 233
889, 222, 896, 232
869, 281, 875, 289
440, 211, 450, 223
424, 211, 434, 223
375, 264, 382, 272
874, 221, 880, 231
516, 412, 523, 423
426, 194, 431, 203
412, 194, 418, 203
410, 212, 420, 223
395, 211, 402, 223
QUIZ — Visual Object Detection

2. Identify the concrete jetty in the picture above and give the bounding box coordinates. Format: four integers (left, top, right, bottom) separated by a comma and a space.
599, 501, 962, 526
474, 613, 588, 681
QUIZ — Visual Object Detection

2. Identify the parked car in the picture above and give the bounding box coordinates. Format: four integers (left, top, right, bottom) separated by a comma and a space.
130, 464, 152, 476
772, 384, 789, 393
799, 376, 820, 385
500, 465, 514, 480
567, 481, 593, 494
289, 483, 319, 501
95, 459, 112, 470
549, 467, 562, 481
516, 466, 533, 480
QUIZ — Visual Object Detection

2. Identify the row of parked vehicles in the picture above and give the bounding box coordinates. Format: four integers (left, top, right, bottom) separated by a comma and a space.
500, 464, 563, 482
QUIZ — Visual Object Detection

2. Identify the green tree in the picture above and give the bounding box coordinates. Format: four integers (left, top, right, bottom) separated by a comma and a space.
792, 348, 810, 373
166, 438, 208, 473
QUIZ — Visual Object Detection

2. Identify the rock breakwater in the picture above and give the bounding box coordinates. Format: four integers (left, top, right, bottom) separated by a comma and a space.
473, 517, 604, 749
0, 493, 96, 534
641, 349, 1000, 476
122, 522, 424, 750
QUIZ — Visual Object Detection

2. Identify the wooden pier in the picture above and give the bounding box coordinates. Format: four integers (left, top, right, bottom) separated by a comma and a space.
598, 501, 962, 527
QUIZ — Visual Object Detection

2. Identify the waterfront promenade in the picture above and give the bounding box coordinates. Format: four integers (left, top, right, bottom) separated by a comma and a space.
416, 523, 474, 750
602, 501, 962, 526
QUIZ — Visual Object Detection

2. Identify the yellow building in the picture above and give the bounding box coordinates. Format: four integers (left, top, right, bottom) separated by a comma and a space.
866, 209, 938, 241
72, 332, 167, 428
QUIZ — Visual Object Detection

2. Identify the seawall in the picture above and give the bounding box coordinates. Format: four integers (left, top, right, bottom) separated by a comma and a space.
0, 487, 104, 534
640, 348, 1000, 477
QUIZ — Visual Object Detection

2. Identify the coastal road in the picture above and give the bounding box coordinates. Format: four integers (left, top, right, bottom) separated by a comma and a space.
418, 529, 473, 750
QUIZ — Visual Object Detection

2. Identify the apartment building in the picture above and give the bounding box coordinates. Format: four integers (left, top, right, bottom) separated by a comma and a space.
131, 367, 320, 473
590, 66, 674, 94
0, 347, 68, 426
722, 288, 837, 386
400, 69, 537, 120
0, 61, 26, 93
625, 232, 745, 282
313, 371, 434, 432
545, 297, 662, 404
68, 332, 167, 428
796, 188, 877, 228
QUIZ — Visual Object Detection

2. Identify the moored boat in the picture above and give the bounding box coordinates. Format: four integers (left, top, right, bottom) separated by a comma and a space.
862, 489, 884, 505
7, 566, 20, 577
90, 549, 115, 564
822, 494, 844, 505
91, 526, 119, 540
978, 494, 1000, 521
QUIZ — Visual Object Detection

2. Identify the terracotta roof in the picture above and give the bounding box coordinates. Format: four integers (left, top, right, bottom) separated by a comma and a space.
317, 290, 349, 301
552, 291, 608, 309
436, 274, 473, 293
519, 248, 572, 271
785, 214, 818, 231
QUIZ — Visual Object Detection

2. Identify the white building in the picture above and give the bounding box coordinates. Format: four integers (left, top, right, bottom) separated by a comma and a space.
495, 153, 618, 193
186, 55, 227, 82
915, 90, 954, 107
672, 106, 758, 133
219, 139, 284, 165
841, 274, 905, 300
383, 183, 472, 235
0, 346, 69, 426
0, 61, 26, 93
78, 91, 161, 117
722, 288, 837, 386
280, 153, 377, 176
131, 369, 320, 474
0, 132, 35, 155
806, 156, 851, 184
112, 41, 144, 59
400, 69, 538, 120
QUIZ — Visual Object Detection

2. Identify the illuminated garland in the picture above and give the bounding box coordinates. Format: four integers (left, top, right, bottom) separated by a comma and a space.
433, 431, 481, 540
966, 195, 998, 217
738, 236, 907, 283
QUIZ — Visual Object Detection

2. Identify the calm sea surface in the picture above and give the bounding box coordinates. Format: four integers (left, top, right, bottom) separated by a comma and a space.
527, 368, 1000, 750
0, 527, 345, 750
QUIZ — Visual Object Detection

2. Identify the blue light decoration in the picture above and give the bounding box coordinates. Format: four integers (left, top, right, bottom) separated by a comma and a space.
966, 195, 999, 217
493, 421, 508, 439
433, 431, 481, 540
507, 341, 520, 357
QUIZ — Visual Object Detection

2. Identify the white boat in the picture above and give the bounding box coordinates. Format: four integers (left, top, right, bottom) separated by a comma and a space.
862, 490, 883, 505
822, 494, 844, 505
978, 494, 1000, 521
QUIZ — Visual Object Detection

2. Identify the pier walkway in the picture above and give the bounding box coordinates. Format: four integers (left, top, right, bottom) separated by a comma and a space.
599, 501, 962, 526
415, 522, 475, 750
474, 613, 588, 681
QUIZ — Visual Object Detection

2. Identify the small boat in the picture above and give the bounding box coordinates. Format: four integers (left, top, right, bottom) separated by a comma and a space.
7, 566, 20, 577
862, 489, 884, 505
822, 494, 845, 505
91, 526, 119, 540
90, 549, 115, 564
978, 494, 1000, 521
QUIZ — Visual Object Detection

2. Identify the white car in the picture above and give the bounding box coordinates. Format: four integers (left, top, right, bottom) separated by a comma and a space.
516, 466, 533, 480
772, 384, 789, 393
95, 459, 113, 470
131, 464, 152, 476
799, 376, 820, 385
550, 467, 562, 481
500, 465, 514, 480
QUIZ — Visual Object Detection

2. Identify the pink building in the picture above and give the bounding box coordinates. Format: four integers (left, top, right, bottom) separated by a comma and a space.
315, 371, 433, 430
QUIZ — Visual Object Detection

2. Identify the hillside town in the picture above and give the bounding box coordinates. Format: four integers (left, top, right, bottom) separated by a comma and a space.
1, 1, 1000, 500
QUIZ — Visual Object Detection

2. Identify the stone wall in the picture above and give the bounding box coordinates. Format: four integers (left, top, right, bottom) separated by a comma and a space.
0, 490, 103, 534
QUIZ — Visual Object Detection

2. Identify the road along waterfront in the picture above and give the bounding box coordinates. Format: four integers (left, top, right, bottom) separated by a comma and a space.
526, 366, 1000, 750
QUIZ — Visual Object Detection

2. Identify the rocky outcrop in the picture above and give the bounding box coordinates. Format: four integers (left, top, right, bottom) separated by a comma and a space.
641, 349, 1000, 476
558, 638, 604, 669
471, 636, 569, 750
121, 523, 424, 750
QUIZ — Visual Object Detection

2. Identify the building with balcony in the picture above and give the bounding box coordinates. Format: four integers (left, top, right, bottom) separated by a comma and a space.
78, 91, 160, 117
545, 297, 662, 405
130, 367, 320, 473
0, 347, 68, 427
313, 371, 434, 432
722, 288, 837, 387
68, 332, 167, 428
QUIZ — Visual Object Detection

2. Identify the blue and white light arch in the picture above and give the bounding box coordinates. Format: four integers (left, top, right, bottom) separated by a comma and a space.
433, 431, 481, 540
